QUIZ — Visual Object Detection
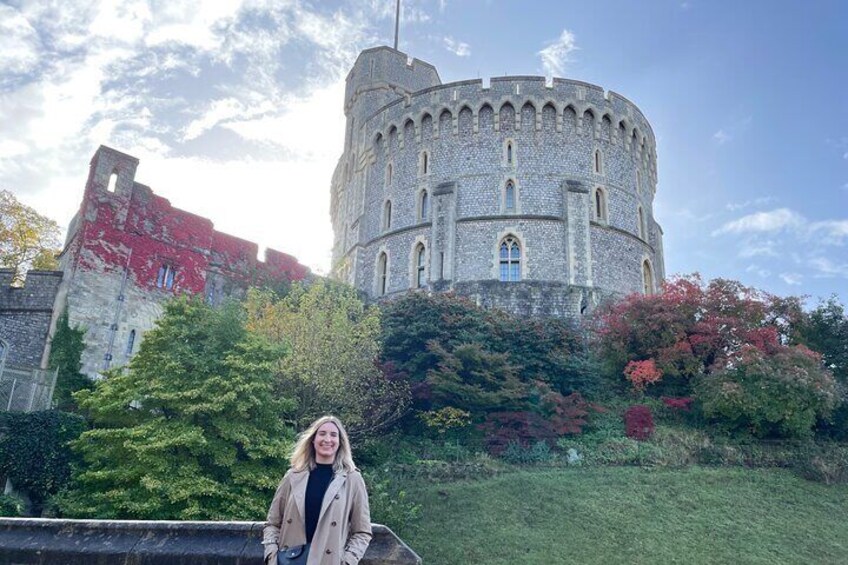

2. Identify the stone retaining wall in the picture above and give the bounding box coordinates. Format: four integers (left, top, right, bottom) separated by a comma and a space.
0, 518, 421, 565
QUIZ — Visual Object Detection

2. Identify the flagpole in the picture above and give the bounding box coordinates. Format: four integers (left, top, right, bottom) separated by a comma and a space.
393, 0, 400, 50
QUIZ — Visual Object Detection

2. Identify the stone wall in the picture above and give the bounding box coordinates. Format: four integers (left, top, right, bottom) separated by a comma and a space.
0, 519, 421, 565
0, 269, 62, 368
330, 46, 665, 318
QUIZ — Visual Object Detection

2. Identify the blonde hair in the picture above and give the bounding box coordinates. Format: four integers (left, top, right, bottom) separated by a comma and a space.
290, 415, 356, 473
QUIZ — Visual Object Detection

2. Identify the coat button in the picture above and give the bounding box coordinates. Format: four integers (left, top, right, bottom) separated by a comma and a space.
325, 549, 332, 554
334, 494, 340, 499
286, 518, 292, 523
331, 521, 337, 527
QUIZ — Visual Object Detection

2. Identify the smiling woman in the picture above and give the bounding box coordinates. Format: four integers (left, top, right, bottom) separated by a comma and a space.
263, 415, 372, 565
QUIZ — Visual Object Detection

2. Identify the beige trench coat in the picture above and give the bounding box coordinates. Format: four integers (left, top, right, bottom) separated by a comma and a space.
263, 467, 372, 565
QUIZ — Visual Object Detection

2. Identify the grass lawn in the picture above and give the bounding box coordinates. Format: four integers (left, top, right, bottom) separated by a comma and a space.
401, 466, 848, 564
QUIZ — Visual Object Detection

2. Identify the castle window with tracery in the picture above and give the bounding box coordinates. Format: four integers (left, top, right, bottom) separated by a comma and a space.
499, 236, 521, 282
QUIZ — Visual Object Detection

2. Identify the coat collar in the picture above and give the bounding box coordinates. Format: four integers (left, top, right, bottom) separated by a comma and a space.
290, 467, 348, 523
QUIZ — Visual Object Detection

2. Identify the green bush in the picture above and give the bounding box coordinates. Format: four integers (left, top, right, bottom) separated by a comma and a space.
0, 494, 25, 517
696, 345, 839, 438
362, 472, 421, 535
0, 411, 86, 513
500, 440, 555, 465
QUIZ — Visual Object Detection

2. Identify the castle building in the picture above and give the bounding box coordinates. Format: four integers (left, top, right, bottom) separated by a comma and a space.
1, 146, 308, 380
330, 47, 665, 317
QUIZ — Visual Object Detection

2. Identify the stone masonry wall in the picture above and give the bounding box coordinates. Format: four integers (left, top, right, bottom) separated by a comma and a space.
0, 269, 62, 368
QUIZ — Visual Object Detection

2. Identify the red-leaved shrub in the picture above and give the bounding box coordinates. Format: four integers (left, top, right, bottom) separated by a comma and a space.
661, 396, 694, 412
624, 405, 654, 441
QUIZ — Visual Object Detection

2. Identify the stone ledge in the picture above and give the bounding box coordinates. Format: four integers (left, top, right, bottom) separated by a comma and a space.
0, 518, 421, 565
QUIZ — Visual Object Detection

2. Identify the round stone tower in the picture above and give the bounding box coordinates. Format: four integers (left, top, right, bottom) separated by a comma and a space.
330, 46, 664, 318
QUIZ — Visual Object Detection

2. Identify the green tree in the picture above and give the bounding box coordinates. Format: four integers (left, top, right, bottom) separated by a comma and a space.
48, 310, 92, 412
0, 190, 61, 284
59, 297, 293, 520
696, 345, 838, 438
245, 280, 409, 440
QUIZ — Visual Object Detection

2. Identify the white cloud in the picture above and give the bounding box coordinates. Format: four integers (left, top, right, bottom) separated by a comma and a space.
809, 220, 848, 246
725, 195, 775, 212
713, 129, 730, 144
745, 265, 771, 278
809, 257, 848, 279
713, 208, 805, 236
0, 5, 40, 76
738, 241, 778, 258
444, 37, 470, 57
780, 273, 803, 286
538, 29, 578, 78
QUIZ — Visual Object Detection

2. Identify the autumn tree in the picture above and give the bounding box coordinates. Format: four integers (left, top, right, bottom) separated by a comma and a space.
59, 297, 293, 520
0, 190, 61, 283
245, 281, 409, 440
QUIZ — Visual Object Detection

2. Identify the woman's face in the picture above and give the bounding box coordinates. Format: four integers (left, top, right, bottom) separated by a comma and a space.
313, 421, 340, 464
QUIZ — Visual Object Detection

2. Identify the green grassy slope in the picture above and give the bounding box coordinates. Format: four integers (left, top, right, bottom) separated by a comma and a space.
402, 467, 848, 564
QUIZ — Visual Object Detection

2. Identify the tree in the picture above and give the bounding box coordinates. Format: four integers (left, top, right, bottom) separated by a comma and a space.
48, 310, 92, 412
594, 275, 803, 395
0, 190, 61, 283
696, 345, 838, 438
59, 297, 293, 520
245, 281, 409, 440
794, 296, 848, 438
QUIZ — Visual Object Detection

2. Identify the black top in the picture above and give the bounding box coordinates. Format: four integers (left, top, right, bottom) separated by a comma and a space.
304, 463, 334, 543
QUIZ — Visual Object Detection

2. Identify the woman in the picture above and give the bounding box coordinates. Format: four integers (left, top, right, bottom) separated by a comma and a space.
263, 416, 372, 565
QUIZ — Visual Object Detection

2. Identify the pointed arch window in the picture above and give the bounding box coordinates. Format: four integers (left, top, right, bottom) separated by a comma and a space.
420, 151, 429, 175
506, 140, 514, 165
499, 236, 521, 282
377, 252, 388, 296
642, 260, 654, 295
504, 181, 516, 212
594, 187, 607, 223
383, 200, 392, 231
385, 163, 393, 187
638, 206, 647, 240
419, 190, 430, 221
126, 330, 136, 357
594, 149, 603, 174
414, 243, 427, 288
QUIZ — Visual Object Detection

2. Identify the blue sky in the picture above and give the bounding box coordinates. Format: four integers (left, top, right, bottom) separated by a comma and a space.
1, 0, 845, 304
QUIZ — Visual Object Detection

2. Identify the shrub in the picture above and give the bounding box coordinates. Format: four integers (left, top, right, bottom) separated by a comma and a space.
0, 411, 87, 513
793, 444, 848, 485
624, 405, 654, 441
696, 345, 839, 438
500, 440, 555, 465
0, 494, 25, 517
362, 472, 421, 535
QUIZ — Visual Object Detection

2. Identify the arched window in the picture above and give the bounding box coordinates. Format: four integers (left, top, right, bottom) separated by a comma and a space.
420, 151, 429, 175
107, 171, 118, 193
414, 243, 427, 288
156, 264, 176, 290
638, 206, 647, 240
385, 163, 393, 187
642, 260, 654, 295
594, 149, 603, 174
383, 200, 392, 231
377, 252, 388, 296
126, 330, 136, 357
594, 187, 607, 222
507, 142, 513, 164
499, 236, 521, 282
419, 190, 429, 221
504, 181, 516, 212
